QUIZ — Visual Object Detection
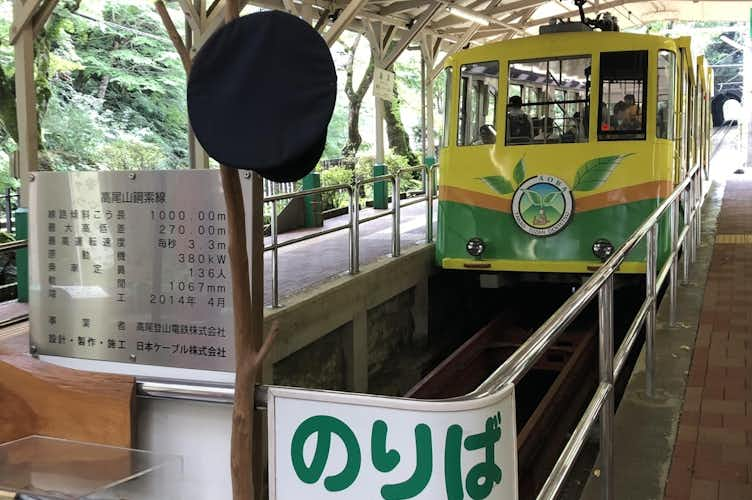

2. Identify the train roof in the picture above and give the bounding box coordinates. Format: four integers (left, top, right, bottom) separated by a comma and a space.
448, 31, 689, 64
446, 30, 696, 82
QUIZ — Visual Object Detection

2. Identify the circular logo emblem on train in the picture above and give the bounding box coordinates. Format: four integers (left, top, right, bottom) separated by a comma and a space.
512, 175, 573, 236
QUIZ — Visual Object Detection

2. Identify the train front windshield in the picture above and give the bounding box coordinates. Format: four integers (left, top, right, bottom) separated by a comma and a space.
505, 56, 592, 145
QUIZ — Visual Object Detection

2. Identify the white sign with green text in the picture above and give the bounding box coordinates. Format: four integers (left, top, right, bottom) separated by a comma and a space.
267, 385, 518, 500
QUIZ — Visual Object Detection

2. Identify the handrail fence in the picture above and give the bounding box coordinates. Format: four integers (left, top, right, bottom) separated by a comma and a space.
5, 157, 707, 499
139, 161, 706, 500
264, 164, 439, 307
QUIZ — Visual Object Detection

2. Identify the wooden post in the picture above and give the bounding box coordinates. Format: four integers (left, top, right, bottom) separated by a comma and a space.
421, 37, 436, 164
12, 5, 39, 206
158, 1, 274, 496
217, 6, 275, 500
220, 165, 276, 500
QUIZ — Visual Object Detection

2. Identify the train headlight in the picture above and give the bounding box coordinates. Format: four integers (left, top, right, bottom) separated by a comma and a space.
466, 237, 486, 257
592, 239, 614, 262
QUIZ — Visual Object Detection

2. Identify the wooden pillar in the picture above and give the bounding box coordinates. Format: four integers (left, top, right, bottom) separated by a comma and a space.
374, 81, 385, 165
366, 23, 387, 166
421, 39, 436, 164
192, 132, 210, 169
13, 13, 39, 206
188, 0, 209, 169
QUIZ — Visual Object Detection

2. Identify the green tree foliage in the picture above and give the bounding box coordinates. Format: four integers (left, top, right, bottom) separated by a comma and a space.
0, 0, 186, 173
703, 30, 743, 95
0, 0, 449, 179
43, 0, 187, 169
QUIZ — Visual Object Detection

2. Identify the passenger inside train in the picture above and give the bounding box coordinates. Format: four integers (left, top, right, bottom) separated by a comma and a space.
507, 95, 534, 143
505, 55, 591, 145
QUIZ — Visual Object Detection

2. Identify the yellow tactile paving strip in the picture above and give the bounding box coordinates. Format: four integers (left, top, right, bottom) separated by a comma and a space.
714, 233, 752, 244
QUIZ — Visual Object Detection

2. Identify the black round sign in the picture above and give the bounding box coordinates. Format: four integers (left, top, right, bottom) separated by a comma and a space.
187, 11, 337, 182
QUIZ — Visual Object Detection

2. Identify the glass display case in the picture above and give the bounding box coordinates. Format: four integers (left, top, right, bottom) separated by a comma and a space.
0, 436, 182, 499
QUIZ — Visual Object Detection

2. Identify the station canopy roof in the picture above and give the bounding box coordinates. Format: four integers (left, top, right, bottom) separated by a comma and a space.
233, 0, 750, 72
241, 0, 752, 49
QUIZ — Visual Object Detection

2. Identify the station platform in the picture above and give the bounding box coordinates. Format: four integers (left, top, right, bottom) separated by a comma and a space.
262, 198, 435, 305
663, 176, 752, 499
579, 126, 752, 500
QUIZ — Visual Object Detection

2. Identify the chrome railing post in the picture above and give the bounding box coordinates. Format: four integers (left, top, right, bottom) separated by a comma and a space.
350, 181, 360, 274
270, 200, 280, 308
598, 275, 615, 500
426, 166, 434, 243
682, 189, 690, 285
695, 170, 702, 254
392, 174, 401, 257
689, 178, 697, 264
646, 224, 658, 397
347, 184, 355, 275
670, 197, 679, 326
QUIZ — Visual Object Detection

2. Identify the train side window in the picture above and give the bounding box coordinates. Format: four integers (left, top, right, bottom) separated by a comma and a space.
442, 67, 453, 148
457, 61, 499, 146
505, 55, 591, 146
598, 50, 648, 141
657, 50, 676, 140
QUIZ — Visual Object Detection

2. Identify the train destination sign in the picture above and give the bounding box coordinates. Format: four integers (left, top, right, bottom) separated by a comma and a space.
29, 171, 245, 371
267, 385, 519, 500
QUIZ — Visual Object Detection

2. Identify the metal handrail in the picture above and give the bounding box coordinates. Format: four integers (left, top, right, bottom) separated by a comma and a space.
474, 163, 700, 394
137, 160, 706, 500
0, 239, 27, 252
0, 239, 27, 300
474, 163, 703, 500
264, 164, 439, 307
136, 164, 701, 393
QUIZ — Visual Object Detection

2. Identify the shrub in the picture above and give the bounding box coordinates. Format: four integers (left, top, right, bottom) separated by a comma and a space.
319, 166, 354, 210
98, 136, 165, 170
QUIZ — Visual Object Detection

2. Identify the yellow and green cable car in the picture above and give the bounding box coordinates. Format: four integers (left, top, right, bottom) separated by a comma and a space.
437, 29, 712, 277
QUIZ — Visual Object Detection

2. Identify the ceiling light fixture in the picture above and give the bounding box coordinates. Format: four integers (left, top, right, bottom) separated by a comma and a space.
445, 4, 491, 26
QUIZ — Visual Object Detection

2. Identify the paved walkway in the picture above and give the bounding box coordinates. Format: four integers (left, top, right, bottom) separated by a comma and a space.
262, 198, 436, 305
664, 180, 752, 499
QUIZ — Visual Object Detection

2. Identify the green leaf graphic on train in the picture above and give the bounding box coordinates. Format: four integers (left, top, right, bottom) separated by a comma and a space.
479, 175, 516, 195
571, 154, 634, 191
513, 157, 526, 185
479, 157, 526, 195
479, 154, 632, 196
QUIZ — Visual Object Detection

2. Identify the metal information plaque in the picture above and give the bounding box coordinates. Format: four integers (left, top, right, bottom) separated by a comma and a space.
29, 171, 248, 371
267, 385, 518, 499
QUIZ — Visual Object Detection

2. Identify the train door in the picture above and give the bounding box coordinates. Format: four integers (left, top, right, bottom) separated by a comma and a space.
676, 48, 690, 183
696, 59, 707, 179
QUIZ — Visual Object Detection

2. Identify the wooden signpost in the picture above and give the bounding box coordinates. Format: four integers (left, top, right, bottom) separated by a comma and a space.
185, 5, 337, 499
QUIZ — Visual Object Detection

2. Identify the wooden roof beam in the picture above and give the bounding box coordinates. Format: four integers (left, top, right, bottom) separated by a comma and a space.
485, 0, 548, 16
429, 0, 516, 80
177, 0, 201, 31
380, 0, 427, 16
10, 0, 44, 44
324, 0, 369, 46
430, 0, 490, 29
381, 1, 442, 68
31, 0, 59, 37
281, 0, 299, 16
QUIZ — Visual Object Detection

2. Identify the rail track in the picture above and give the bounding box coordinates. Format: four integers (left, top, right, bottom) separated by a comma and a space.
405, 283, 646, 499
